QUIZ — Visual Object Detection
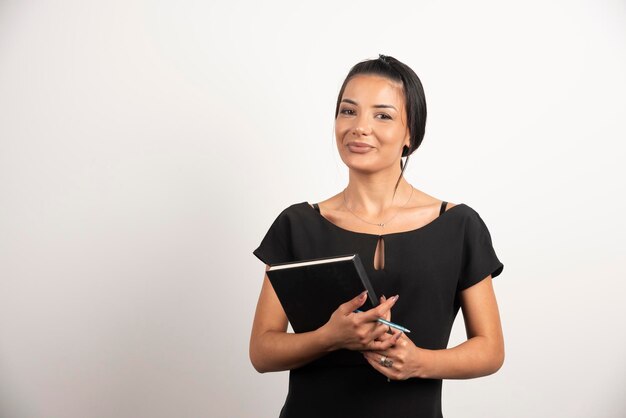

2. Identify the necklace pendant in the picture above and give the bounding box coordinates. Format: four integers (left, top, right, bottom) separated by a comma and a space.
378, 223, 384, 227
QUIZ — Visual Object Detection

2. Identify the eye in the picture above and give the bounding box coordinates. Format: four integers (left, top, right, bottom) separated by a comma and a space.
339, 108, 355, 116
376, 113, 392, 120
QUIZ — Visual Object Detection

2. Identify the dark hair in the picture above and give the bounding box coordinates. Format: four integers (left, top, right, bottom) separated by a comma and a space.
334, 54, 427, 190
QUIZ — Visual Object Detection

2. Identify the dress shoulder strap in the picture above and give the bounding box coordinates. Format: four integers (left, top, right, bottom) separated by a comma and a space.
439, 201, 448, 216
312, 203, 320, 213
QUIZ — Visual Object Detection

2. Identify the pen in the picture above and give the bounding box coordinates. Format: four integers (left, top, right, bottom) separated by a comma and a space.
353, 309, 411, 333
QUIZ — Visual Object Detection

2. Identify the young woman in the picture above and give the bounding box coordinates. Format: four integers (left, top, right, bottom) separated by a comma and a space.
250, 54, 505, 418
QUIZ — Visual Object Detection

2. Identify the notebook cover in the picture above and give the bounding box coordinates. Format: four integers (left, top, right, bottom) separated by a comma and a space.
267, 254, 379, 333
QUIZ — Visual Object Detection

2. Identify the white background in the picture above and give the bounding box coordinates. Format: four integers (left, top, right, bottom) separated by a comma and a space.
1, 1, 625, 417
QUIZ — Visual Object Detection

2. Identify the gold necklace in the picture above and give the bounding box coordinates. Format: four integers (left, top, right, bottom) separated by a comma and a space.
342, 185, 414, 228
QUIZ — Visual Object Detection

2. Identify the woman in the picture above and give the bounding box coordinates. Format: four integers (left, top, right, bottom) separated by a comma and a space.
250, 54, 504, 418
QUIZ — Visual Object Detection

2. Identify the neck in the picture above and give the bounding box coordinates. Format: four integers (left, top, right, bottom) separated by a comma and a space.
344, 168, 411, 217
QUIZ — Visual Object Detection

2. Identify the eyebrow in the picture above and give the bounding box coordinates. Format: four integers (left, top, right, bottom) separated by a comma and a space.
341, 98, 397, 111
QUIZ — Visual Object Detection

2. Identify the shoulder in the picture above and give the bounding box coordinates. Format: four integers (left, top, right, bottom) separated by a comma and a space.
445, 202, 484, 223
444, 201, 459, 212
276, 202, 313, 217
453, 203, 500, 240
438, 201, 487, 231
265, 202, 316, 227
409, 188, 463, 216
453, 203, 489, 220
257, 202, 312, 242
439, 201, 478, 225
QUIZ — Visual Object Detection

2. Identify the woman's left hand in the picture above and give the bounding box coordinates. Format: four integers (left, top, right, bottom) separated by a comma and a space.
362, 332, 429, 381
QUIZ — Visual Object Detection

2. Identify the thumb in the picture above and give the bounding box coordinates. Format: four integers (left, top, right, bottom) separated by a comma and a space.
339, 290, 368, 315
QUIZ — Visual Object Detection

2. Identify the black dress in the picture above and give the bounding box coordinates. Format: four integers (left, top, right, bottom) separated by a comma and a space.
253, 201, 504, 418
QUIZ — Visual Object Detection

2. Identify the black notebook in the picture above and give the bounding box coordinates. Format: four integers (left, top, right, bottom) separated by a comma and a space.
266, 254, 379, 333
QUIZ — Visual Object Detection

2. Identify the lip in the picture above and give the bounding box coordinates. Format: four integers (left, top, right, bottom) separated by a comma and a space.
346, 141, 375, 154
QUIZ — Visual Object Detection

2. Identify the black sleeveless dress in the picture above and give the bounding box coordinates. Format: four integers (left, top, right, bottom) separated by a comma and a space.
253, 201, 504, 418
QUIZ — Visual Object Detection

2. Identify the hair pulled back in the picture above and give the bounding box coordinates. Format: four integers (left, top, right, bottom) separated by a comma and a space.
334, 54, 427, 183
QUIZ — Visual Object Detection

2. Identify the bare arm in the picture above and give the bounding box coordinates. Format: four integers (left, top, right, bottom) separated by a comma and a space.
418, 275, 505, 379
249, 266, 401, 373
363, 275, 504, 380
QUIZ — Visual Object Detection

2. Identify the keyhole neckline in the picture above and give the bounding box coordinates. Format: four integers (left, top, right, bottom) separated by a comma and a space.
306, 202, 466, 238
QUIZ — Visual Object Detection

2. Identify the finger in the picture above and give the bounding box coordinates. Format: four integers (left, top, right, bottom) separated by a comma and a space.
362, 351, 377, 363
391, 330, 403, 345
359, 295, 398, 322
360, 319, 387, 343
363, 351, 389, 362
338, 290, 368, 315
374, 331, 395, 343
367, 331, 402, 351
376, 294, 398, 318
379, 295, 391, 321
371, 321, 394, 341
362, 352, 394, 379
380, 330, 403, 347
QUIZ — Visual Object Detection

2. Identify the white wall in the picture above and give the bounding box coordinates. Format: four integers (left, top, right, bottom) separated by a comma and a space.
1, 1, 624, 417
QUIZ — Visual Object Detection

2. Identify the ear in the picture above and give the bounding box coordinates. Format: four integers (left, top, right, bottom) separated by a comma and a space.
402, 134, 411, 157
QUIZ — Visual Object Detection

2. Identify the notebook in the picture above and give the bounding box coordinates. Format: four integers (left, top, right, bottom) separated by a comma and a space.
266, 254, 379, 333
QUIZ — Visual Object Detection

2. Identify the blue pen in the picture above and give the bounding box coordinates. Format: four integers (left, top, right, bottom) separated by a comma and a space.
354, 309, 411, 333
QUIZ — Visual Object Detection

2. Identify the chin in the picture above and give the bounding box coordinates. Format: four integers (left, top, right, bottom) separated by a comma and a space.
340, 157, 385, 174
344, 161, 383, 174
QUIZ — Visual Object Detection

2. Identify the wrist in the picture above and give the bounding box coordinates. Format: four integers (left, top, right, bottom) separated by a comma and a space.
411, 347, 435, 379
315, 324, 338, 353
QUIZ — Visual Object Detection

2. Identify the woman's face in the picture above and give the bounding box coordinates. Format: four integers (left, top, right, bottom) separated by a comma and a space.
335, 74, 410, 175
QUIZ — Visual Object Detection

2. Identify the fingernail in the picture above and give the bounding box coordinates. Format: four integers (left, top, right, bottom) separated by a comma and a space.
392, 295, 399, 302
360, 290, 368, 299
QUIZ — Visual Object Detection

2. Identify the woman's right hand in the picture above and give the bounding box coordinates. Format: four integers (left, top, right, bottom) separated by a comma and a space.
320, 291, 402, 352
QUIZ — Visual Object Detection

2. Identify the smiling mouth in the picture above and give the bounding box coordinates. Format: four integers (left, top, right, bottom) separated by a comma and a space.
346, 142, 375, 153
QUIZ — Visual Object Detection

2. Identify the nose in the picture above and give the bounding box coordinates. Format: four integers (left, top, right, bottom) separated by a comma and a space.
352, 114, 372, 136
